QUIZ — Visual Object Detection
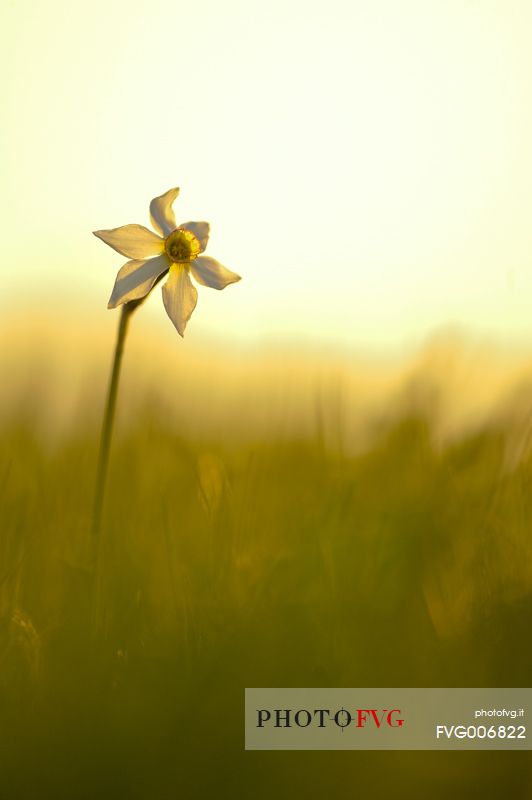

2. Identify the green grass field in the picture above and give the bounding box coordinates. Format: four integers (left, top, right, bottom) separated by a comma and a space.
1, 337, 531, 798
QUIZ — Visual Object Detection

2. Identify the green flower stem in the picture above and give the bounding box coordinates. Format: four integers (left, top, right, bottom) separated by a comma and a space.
91, 302, 132, 548
90, 276, 166, 634
91, 301, 137, 633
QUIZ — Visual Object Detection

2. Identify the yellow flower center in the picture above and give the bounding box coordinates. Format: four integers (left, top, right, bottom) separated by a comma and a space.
164, 228, 201, 264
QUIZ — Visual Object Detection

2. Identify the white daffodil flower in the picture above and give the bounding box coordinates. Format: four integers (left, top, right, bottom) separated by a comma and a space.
93, 188, 241, 336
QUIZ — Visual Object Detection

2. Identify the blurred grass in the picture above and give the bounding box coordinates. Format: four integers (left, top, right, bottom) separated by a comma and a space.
1, 331, 532, 797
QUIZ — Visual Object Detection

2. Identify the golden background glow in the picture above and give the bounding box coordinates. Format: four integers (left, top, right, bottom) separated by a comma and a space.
1, 0, 531, 350
2, 5, 532, 795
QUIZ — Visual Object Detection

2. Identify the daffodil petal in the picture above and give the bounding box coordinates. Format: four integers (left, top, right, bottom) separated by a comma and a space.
162, 265, 198, 337
179, 221, 210, 253
108, 255, 169, 309
190, 256, 241, 290
150, 187, 180, 237
93, 225, 164, 259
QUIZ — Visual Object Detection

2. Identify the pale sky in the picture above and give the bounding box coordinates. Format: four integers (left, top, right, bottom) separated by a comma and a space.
1, 0, 531, 351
